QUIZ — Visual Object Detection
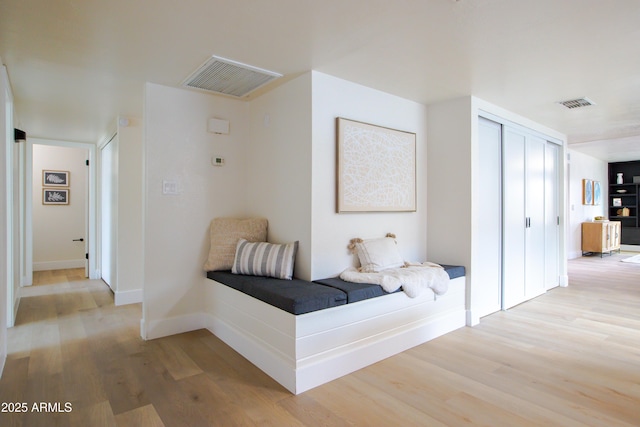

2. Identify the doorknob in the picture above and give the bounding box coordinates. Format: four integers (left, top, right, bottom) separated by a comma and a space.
73, 238, 84, 242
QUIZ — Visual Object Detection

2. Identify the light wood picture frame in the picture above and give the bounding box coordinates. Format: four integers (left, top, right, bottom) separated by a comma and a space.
43, 170, 70, 187
336, 118, 416, 212
43, 188, 69, 205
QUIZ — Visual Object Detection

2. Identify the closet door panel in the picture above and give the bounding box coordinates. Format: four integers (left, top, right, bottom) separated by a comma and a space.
545, 143, 560, 289
502, 127, 526, 309
476, 117, 503, 316
525, 136, 546, 300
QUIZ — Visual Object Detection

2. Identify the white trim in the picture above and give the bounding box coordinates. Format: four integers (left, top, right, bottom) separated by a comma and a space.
12, 293, 19, 323
27, 138, 99, 280
466, 309, 480, 326
114, 288, 143, 306
567, 250, 583, 260
620, 244, 640, 252
144, 312, 206, 341
33, 259, 85, 271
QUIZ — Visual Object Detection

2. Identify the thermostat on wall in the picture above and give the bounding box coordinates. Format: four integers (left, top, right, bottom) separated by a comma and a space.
212, 156, 225, 166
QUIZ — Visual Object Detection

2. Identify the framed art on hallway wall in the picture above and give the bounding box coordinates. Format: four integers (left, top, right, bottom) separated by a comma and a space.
43, 188, 69, 205
43, 170, 70, 187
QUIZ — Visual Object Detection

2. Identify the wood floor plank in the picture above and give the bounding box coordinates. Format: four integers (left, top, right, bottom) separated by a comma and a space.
115, 404, 165, 427
151, 338, 203, 381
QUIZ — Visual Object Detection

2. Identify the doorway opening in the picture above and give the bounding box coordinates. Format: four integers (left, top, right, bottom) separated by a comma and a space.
24, 138, 98, 287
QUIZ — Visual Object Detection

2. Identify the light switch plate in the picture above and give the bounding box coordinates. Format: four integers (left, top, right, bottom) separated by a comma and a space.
162, 180, 178, 195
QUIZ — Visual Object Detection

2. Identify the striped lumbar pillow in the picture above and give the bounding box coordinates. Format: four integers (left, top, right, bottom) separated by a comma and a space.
232, 239, 298, 280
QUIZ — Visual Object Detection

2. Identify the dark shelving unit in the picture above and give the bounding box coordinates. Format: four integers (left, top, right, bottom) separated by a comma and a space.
609, 161, 640, 245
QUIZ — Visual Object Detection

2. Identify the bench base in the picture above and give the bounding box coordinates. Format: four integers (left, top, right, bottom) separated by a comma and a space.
203, 275, 466, 394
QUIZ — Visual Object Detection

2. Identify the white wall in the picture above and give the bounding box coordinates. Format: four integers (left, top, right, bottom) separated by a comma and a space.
116, 117, 144, 303
0, 63, 11, 375
142, 73, 431, 338
311, 71, 429, 280
567, 149, 608, 258
143, 82, 248, 339
32, 144, 87, 270
246, 73, 313, 279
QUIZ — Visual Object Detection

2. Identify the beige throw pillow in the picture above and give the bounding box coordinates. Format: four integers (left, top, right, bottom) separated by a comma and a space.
204, 217, 268, 271
355, 237, 404, 273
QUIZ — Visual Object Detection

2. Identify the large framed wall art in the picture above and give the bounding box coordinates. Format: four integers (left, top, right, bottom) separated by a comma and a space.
336, 118, 416, 212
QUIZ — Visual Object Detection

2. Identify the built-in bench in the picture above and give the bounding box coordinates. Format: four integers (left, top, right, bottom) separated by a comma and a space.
207, 264, 464, 313
203, 265, 466, 394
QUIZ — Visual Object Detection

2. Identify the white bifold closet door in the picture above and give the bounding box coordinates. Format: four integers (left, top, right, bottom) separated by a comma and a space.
475, 117, 503, 317
502, 126, 547, 309
544, 143, 560, 290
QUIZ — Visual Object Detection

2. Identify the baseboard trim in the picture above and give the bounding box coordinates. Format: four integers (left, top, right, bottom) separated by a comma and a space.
144, 313, 205, 341
466, 309, 480, 326
567, 250, 582, 260
559, 274, 569, 287
0, 352, 6, 380
114, 289, 143, 306
33, 259, 85, 271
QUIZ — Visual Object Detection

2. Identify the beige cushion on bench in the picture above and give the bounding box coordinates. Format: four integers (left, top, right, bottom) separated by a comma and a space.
204, 217, 268, 271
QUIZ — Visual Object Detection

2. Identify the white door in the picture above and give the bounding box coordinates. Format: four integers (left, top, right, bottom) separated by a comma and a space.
544, 142, 560, 289
524, 135, 546, 300
502, 126, 527, 309
475, 117, 503, 316
100, 135, 118, 290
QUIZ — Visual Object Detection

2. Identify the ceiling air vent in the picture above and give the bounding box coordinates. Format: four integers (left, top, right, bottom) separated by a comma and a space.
557, 97, 596, 109
182, 56, 282, 98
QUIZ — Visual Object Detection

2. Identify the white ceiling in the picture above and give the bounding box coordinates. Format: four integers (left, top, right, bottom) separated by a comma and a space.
1, 0, 639, 161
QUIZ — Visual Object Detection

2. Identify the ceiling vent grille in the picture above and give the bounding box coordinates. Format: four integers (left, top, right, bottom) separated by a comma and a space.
557, 97, 596, 109
182, 56, 282, 98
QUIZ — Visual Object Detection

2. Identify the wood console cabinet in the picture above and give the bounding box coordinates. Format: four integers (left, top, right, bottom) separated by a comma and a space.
581, 221, 621, 256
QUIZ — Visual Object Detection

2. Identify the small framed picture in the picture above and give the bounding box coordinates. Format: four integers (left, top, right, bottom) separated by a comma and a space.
43, 188, 69, 205
43, 170, 69, 187
613, 198, 622, 207
582, 179, 593, 205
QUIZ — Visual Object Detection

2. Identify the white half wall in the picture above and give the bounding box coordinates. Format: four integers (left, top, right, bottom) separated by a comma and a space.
310, 71, 429, 280
567, 149, 608, 259
143, 83, 248, 339
32, 144, 88, 270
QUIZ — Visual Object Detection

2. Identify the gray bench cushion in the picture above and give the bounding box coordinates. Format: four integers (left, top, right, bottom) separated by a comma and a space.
207, 264, 465, 314
207, 271, 347, 315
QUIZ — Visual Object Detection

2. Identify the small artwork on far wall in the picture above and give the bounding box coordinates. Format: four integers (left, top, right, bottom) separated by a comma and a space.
43, 170, 69, 187
592, 180, 601, 205
43, 188, 69, 205
582, 179, 593, 205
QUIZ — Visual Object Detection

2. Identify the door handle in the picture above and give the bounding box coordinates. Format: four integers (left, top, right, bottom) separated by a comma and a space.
73, 238, 84, 242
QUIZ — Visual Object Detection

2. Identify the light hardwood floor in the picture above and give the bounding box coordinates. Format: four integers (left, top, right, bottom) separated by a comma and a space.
1, 255, 639, 426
